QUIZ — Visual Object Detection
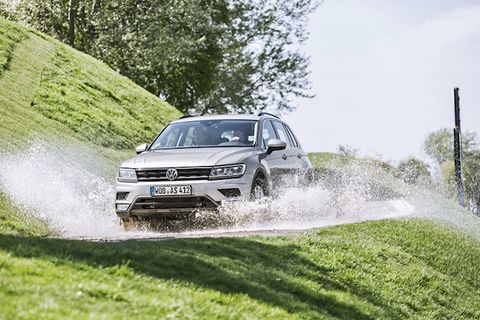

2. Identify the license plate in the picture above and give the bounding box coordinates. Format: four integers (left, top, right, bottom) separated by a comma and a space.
150, 185, 192, 196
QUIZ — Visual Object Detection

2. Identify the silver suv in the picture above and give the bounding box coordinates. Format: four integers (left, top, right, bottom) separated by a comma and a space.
115, 113, 313, 222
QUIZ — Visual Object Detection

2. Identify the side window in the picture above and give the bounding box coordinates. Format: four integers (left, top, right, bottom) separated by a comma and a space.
273, 121, 292, 148
284, 125, 299, 148
262, 120, 278, 147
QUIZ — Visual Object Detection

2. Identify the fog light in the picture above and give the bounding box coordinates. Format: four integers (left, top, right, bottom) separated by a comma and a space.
116, 192, 129, 200
116, 204, 129, 212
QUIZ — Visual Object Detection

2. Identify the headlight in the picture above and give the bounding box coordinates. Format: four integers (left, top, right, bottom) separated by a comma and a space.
209, 164, 246, 180
117, 168, 137, 182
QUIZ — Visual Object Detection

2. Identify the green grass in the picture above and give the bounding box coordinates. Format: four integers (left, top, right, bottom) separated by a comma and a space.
308, 152, 405, 201
33, 44, 180, 149
309, 152, 395, 173
0, 18, 181, 152
0, 192, 52, 237
0, 18, 181, 235
0, 219, 479, 319
0, 18, 27, 74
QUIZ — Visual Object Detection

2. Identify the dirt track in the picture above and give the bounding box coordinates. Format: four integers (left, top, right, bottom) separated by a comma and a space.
62, 204, 411, 242
66, 227, 312, 242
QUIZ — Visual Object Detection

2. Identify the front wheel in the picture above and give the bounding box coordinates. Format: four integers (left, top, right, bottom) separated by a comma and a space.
300, 168, 316, 187
120, 217, 139, 231
250, 175, 269, 201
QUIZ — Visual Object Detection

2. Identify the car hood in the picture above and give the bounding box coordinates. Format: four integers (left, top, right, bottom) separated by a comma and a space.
121, 147, 257, 168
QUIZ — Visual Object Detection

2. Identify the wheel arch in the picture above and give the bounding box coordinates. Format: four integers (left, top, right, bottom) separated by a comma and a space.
251, 167, 271, 196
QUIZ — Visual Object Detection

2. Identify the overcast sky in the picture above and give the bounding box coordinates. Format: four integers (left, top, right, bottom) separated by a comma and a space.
286, 0, 480, 162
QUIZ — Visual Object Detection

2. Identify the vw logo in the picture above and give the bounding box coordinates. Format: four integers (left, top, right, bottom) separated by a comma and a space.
166, 168, 178, 181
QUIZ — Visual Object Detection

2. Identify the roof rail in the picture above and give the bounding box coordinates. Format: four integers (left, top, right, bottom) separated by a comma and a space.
179, 115, 192, 119
257, 112, 280, 119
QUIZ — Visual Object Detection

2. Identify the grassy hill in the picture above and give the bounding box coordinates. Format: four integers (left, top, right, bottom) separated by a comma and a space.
0, 18, 181, 235
0, 19, 181, 152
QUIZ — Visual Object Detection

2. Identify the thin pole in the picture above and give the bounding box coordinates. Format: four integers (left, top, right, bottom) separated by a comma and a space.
453, 87, 465, 206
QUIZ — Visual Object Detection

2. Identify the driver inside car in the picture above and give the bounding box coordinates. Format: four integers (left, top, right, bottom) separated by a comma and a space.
231, 128, 246, 143
193, 127, 208, 146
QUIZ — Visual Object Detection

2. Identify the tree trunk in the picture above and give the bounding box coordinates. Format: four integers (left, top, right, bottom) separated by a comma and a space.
84, 0, 101, 52
91, 0, 101, 14
68, 0, 77, 47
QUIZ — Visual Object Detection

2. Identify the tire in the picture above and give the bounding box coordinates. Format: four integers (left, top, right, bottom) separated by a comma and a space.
302, 168, 316, 186
121, 217, 138, 231
121, 214, 196, 231
250, 175, 269, 201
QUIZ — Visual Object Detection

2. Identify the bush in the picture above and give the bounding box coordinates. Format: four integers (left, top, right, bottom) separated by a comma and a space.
397, 157, 431, 185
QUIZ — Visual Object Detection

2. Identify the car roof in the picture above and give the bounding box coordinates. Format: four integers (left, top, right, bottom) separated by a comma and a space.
171, 114, 280, 124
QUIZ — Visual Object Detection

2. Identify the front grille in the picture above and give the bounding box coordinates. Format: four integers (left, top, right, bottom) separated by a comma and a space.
130, 196, 219, 215
136, 167, 212, 182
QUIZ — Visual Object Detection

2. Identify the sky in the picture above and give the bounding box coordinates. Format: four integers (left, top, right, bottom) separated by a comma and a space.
286, 0, 480, 162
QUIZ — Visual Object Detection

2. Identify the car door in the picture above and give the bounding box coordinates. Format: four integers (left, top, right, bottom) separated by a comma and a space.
261, 120, 285, 182
272, 121, 298, 176
283, 124, 306, 170
284, 124, 313, 184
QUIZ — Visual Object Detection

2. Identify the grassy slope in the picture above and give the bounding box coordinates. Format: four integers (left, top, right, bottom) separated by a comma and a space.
0, 192, 51, 237
0, 219, 479, 319
0, 19, 181, 235
0, 19, 181, 152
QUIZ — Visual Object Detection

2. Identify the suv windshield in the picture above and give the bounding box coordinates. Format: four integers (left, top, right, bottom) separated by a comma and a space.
150, 120, 258, 150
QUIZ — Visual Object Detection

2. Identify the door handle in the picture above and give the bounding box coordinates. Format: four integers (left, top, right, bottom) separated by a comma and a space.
282, 154, 288, 160
297, 153, 302, 159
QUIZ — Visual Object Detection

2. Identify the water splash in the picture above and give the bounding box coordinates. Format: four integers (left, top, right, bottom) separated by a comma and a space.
0, 141, 122, 237
1, 140, 477, 240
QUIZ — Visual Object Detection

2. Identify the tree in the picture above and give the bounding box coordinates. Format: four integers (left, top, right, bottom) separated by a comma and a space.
463, 151, 480, 213
0, 0, 20, 20
439, 160, 456, 197
205, 0, 316, 115
396, 157, 431, 185
8, 0, 317, 115
337, 145, 358, 157
425, 128, 480, 213
424, 128, 477, 163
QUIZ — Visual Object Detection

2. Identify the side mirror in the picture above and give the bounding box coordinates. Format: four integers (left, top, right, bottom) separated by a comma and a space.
135, 143, 149, 154
266, 139, 286, 154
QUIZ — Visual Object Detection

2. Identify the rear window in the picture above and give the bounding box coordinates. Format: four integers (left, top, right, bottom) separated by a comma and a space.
273, 121, 292, 148
284, 124, 299, 148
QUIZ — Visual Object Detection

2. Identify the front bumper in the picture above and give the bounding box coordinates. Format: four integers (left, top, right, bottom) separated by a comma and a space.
115, 174, 253, 218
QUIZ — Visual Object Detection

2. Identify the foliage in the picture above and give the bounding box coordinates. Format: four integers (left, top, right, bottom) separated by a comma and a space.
424, 128, 477, 164
337, 145, 358, 157
6, 0, 317, 115
396, 157, 431, 185
424, 128, 480, 211
463, 151, 480, 213
0, 0, 17, 20
439, 160, 456, 197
